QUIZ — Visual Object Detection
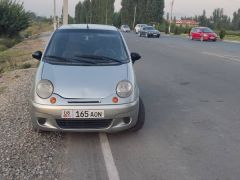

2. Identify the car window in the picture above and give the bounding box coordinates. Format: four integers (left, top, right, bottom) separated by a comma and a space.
196, 29, 202, 33
202, 28, 213, 33
45, 29, 129, 65
144, 27, 154, 30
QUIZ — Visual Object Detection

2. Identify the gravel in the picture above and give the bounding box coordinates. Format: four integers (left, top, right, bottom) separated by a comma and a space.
0, 68, 64, 179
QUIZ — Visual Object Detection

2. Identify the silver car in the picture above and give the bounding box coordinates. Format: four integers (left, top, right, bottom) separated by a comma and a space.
31, 24, 145, 133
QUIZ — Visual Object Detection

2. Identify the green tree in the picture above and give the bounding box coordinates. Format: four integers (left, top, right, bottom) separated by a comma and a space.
232, 9, 240, 30
0, 0, 30, 37
76, 0, 114, 24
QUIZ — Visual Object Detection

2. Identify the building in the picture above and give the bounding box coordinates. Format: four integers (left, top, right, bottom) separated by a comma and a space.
175, 20, 199, 27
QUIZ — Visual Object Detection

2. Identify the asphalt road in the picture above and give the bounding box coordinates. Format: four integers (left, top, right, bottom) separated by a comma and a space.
55, 33, 240, 180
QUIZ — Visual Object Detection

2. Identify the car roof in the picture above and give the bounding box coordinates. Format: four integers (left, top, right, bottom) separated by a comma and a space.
58, 24, 118, 31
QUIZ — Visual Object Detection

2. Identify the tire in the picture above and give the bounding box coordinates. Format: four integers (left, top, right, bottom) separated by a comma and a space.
130, 97, 145, 131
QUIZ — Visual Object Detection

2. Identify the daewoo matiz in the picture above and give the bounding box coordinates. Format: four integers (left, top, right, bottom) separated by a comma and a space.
31, 24, 145, 133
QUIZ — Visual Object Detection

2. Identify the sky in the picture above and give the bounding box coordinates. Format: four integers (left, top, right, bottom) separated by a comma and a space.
21, 0, 240, 18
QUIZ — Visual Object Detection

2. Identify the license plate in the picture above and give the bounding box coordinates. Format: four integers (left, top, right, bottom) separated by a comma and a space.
61, 110, 104, 119
210, 37, 214, 39
154, 34, 157, 35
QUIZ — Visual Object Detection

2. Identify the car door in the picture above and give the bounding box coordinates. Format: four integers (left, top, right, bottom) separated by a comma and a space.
142, 27, 147, 36
195, 28, 203, 39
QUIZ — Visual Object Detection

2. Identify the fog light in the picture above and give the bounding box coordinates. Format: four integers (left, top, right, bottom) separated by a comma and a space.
123, 117, 131, 124
38, 118, 46, 125
50, 97, 56, 104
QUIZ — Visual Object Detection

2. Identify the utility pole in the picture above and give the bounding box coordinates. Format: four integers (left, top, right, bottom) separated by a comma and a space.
105, 0, 108, 24
63, 0, 68, 25
169, 0, 174, 34
133, 5, 137, 30
53, 0, 57, 30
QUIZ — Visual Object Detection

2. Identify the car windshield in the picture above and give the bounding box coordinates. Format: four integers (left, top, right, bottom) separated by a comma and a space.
202, 28, 213, 33
144, 27, 155, 30
123, 25, 129, 28
44, 29, 129, 66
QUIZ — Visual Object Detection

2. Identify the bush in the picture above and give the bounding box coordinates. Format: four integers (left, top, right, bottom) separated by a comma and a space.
0, 44, 7, 51
219, 29, 226, 39
0, 0, 30, 37
174, 26, 181, 35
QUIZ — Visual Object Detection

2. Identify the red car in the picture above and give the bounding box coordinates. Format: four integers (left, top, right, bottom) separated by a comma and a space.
190, 27, 218, 41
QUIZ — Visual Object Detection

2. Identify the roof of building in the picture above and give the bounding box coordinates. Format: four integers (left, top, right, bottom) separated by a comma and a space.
176, 20, 199, 25
58, 24, 118, 31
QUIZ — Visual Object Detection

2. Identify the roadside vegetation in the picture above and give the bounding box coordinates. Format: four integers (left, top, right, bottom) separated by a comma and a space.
0, 0, 52, 74
160, 8, 240, 41
0, 37, 45, 74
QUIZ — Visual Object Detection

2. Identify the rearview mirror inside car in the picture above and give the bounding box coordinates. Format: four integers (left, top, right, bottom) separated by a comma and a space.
131, 52, 141, 63
32, 51, 42, 61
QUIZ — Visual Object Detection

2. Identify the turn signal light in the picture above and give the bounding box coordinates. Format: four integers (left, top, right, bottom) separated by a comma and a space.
50, 97, 56, 104
112, 97, 119, 103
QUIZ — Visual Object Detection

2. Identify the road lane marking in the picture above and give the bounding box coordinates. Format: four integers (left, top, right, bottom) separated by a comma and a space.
99, 133, 120, 180
202, 51, 240, 63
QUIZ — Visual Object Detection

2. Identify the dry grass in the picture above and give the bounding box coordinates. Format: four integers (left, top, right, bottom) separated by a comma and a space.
21, 22, 52, 38
0, 86, 7, 94
0, 37, 45, 73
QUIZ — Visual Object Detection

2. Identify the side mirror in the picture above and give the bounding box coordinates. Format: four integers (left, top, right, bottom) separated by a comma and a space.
32, 51, 42, 61
131, 52, 141, 63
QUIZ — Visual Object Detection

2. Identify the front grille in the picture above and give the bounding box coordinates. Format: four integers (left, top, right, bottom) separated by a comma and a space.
56, 119, 112, 129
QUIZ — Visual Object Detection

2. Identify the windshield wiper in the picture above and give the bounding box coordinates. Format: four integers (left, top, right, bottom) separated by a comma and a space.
44, 55, 97, 64
44, 55, 71, 62
75, 55, 124, 64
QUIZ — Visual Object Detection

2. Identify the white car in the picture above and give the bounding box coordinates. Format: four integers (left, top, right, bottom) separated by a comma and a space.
120, 25, 131, 32
134, 24, 147, 34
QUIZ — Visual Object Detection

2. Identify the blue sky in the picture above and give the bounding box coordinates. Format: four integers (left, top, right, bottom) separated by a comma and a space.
21, 0, 239, 18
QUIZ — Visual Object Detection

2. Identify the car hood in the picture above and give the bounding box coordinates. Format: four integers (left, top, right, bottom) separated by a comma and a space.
41, 63, 128, 99
205, 32, 217, 36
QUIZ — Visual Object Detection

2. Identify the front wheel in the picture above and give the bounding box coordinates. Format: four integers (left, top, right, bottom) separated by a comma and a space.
129, 97, 145, 131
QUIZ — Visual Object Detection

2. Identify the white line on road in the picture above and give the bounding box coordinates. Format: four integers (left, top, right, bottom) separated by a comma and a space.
202, 51, 240, 63
99, 133, 120, 180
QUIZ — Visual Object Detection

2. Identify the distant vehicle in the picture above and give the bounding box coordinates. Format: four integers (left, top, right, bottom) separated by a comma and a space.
190, 27, 217, 41
139, 26, 160, 38
31, 24, 145, 133
134, 24, 147, 34
120, 25, 131, 32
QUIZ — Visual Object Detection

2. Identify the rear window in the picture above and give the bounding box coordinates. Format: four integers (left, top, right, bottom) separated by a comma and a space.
202, 28, 213, 33
44, 29, 129, 65
143, 27, 154, 30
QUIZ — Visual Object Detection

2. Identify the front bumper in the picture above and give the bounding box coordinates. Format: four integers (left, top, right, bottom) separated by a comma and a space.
30, 99, 139, 133
148, 33, 160, 37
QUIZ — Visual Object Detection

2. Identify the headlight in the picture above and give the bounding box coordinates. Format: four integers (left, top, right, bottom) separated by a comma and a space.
116, 80, 133, 98
203, 33, 208, 37
36, 80, 54, 99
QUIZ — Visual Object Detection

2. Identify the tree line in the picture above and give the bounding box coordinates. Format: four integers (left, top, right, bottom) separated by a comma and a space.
75, 0, 115, 25
120, 0, 164, 28
181, 8, 240, 31
75, 0, 165, 28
